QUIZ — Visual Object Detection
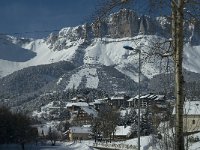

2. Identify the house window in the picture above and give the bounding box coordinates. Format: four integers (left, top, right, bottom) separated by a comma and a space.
192, 120, 195, 124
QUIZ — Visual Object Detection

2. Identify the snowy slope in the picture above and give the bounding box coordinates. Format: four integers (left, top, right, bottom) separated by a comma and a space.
1, 33, 200, 83
84, 36, 168, 80
64, 67, 99, 90
0, 34, 169, 82
1, 8, 200, 86
0, 36, 82, 77
53, 64, 138, 93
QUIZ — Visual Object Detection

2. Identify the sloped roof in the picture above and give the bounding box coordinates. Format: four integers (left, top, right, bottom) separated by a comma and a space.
80, 106, 98, 117
154, 95, 165, 101
128, 94, 164, 101
93, 99, 106, 104
66, 102, 89, 107
127, 97, 134, 102
111, 96, 125, 100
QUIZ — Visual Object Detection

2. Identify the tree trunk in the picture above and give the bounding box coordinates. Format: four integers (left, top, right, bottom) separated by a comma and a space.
172, 0, 185, 149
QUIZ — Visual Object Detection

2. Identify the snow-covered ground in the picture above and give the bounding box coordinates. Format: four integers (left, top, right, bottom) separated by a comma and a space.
187, 132, 200, 150
64, 67, 99, 90
1, 135, 200, 150
63, 134, 200, 150
0, 141, 96, 150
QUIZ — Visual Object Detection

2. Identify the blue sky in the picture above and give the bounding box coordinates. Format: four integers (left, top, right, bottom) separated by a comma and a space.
0, 0, 99, 38
0, 0, 171, 38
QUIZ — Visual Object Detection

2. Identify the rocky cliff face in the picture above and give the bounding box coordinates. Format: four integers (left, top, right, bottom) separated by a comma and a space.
107, 9, 139, 37
46, 9, 165, 51
92, 9, 162, 38
46, 8, 200, 52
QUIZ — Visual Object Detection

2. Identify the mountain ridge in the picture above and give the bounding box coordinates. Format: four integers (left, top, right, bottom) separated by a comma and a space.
1, 9, 200, 112
1, 9, 200, 78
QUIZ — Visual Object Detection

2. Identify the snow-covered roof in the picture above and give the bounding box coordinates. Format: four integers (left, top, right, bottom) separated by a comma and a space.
111, 96, 125, 100
129, 94, 153, 101
71, 96, 86, 102
82, 125, 91, 128
127, 97, 134, 102
80, 106, 98, 117
133, 95, 140, 99
132, 94, 164, 100
154, 95, 165, 101
115, 126, 131, 136
69, 126, 92, 134
89, 102, 94, 106
66, 102, 89, 107
148, 94, 157, 99
140, 94, 151, 99
173, 101, 200, 115
95, 98, 109, 101
71, 97, 77, 101
93, 99, 107, 104
127, 94, 166, 104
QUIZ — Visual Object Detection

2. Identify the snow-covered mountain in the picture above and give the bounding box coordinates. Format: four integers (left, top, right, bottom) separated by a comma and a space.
1, 9, 199, 79
0, 35, 167, 81
0, 9, 200, 112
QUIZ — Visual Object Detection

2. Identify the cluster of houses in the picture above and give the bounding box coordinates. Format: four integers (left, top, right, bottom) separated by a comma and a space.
36, 93, 200, 141
64, 93, 170, 141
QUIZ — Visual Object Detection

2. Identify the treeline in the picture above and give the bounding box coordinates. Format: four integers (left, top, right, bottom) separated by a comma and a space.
0, 106, 38, 149
0, 61, 75, 97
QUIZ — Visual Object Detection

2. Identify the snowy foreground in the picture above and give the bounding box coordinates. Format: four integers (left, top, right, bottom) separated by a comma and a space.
40, 140, 96, 150
1, 134, 200, 150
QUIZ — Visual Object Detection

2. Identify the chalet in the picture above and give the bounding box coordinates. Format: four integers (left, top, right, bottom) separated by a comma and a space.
66, 102, 97, 124
75, 106, 97, 124
68, 126, 92, 141
173, 101, 200, 133
110, 94, 129, 109
90, 98, 108, 110
66, 102, 89, 112
127, 94, 166, 109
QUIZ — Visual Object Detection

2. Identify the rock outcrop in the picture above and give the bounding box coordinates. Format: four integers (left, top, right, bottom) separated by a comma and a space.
46, 9, 200, 51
